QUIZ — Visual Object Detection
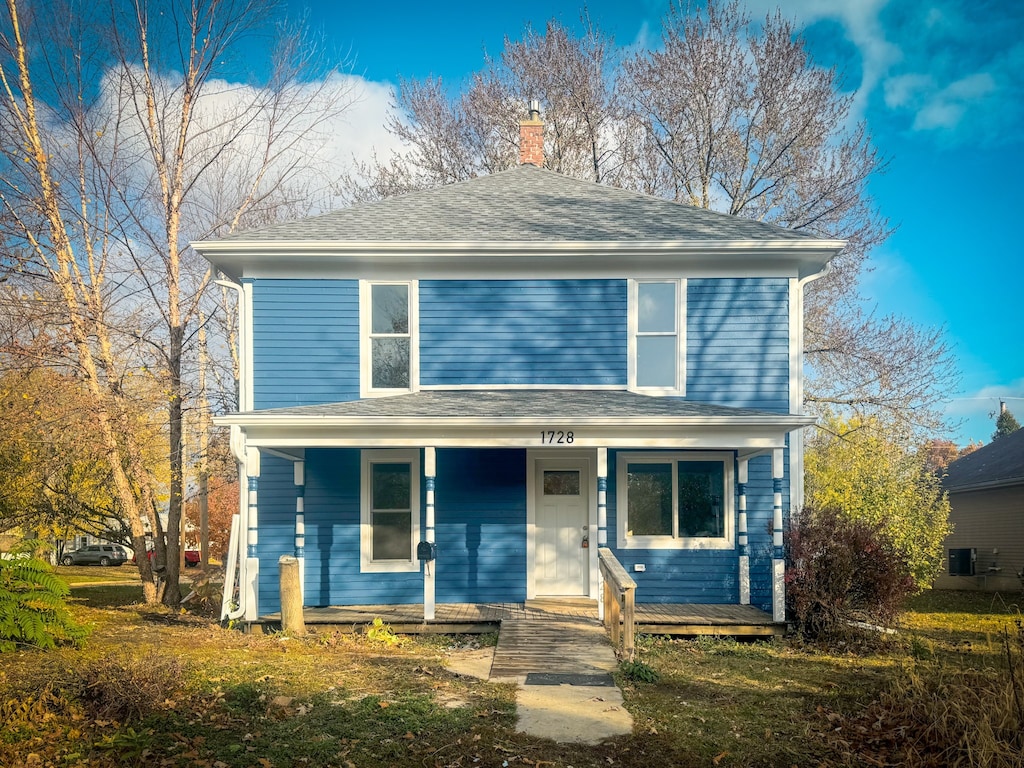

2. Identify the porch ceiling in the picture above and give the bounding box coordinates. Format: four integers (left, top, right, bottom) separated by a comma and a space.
215, 390, 814, 453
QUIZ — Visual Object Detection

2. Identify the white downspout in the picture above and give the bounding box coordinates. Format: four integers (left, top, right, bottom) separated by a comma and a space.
215, 278, 249, 622
791, 262, 833, 521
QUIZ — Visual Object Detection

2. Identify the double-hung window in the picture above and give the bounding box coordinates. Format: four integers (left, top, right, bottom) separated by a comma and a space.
360, 449, 420, 572
616, 452, 733, 549
361, 281, 418, 395
628, 279, 685, 394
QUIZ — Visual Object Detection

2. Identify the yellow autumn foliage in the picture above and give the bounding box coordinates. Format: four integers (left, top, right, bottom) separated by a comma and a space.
805, 415, 951, 587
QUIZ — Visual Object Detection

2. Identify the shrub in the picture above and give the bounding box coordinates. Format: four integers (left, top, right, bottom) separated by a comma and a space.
786, 505, 917, 641
0, 540, 87, 651
65, 650, 187, 723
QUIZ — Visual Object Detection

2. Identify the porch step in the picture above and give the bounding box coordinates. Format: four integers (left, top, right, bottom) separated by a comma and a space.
489, 613, 618, 681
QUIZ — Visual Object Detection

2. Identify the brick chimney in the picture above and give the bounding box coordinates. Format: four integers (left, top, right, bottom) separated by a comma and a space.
519, 100, 543, 166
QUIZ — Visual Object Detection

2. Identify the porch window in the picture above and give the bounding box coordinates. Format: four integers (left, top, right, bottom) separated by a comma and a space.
628, 279, 685, 394
360, 449, 420, 572
616, 452, 732, 549
360, 281, 418, 396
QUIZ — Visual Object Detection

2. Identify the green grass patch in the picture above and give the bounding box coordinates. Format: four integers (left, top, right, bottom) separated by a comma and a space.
0, 589, 1020, 767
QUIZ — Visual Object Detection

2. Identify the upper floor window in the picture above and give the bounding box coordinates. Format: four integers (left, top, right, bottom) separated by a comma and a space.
628, 279, 685, 394
616, 452, 733, 550
360, 281, 418, 396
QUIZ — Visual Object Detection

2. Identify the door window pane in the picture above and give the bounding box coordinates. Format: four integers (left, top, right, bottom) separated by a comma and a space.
677, 462, 725, 537
627, 463, 672, 535
543, 470, 580, 495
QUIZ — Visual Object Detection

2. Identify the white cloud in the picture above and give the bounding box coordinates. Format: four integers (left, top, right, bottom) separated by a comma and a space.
883, 73, 932, 109
912, 73, 996, 131
744, 0, 1023, 146
743, 0, 900, 118
318, 75, 402, 176
945, 378, 1024, 444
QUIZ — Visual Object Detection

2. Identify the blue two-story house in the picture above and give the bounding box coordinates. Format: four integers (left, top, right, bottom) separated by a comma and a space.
195, 122, 843, 629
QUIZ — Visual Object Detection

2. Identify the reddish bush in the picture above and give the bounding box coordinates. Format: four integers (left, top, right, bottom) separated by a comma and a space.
786, 504, 917, 641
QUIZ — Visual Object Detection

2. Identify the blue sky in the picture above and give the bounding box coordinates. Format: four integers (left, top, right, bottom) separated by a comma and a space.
290, 0, 1022, 444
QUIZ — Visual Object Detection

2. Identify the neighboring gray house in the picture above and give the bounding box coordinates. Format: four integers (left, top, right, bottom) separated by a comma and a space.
934, 427, 1024, 592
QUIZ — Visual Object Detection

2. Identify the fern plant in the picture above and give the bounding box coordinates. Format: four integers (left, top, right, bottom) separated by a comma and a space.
0, 540, 88, 651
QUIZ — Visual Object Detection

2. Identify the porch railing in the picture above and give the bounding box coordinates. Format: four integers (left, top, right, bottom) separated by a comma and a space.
598, 547, 637, 661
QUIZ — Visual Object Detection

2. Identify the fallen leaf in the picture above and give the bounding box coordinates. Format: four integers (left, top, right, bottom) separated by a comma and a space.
712, 752, 728, 765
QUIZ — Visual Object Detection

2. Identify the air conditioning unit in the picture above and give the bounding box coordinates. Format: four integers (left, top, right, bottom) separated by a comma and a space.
948, 548, 975, 576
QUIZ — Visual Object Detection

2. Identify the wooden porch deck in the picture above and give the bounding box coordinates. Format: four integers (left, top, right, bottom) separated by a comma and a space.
258, 600, 782, 637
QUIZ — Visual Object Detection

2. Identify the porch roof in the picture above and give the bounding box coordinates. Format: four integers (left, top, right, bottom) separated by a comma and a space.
217, 390, 814, 454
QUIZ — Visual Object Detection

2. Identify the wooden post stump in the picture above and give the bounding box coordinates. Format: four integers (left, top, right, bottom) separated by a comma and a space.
279, 555, 305, 636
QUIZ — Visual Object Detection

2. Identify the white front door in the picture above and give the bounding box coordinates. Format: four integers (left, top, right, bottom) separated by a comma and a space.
534, 459, 590, 596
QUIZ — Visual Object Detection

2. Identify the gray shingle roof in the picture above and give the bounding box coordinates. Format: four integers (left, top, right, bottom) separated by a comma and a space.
944, 428, 1024, 491
236, 390, 800, 420
219, 165, 822, 244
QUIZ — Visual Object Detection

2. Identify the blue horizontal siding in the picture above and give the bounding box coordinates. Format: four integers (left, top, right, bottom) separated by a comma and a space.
434, 449, 528, 602
605, 449, 789, 610
254, 447, 789, 613
420, 280, 627, 386
250, 279, 359, 409
254, 455, 303, 617
686, 278, 789, 411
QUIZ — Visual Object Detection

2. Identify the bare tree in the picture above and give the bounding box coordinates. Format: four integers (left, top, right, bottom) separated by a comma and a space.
345, 18, 627, 202
626, 1, 953, 436
0, 0, 355, 603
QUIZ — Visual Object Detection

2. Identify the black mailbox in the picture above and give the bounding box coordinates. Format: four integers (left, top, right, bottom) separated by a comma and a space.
416, 541, 437, 562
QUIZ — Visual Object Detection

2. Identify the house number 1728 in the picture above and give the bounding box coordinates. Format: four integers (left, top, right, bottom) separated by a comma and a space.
540, 430, 574, 444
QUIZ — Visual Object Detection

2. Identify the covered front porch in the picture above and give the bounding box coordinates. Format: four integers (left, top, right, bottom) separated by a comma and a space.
217, 390, 811, 629
256, 598, 782, 637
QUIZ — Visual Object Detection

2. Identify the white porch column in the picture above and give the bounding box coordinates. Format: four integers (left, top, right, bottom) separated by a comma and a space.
294, 461, 305, 602
771, 448, 785, 623
597, 447, 608, 622
737, 458, 750, 605
424, 447, 436, 621
244, 447, 261, 622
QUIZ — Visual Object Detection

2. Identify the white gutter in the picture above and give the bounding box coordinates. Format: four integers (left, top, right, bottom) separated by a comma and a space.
194, 238, 846, 255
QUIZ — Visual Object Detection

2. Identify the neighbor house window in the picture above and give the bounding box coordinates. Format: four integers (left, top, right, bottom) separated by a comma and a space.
628, 279, 685, 393
360, 281, 418, 395
616, 452, 732, 549
361, 449, 420, 572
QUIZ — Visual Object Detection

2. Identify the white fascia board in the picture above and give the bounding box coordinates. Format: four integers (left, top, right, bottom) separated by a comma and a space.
213, 413, 815, 429
193, 239, 845, 282
213, 416, 815, 450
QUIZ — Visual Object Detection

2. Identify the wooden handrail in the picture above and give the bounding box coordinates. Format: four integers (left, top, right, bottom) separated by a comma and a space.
598, 547, 637, 661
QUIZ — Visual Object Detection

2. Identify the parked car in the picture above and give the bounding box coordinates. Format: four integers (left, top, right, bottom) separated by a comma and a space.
60, 545, 129, 567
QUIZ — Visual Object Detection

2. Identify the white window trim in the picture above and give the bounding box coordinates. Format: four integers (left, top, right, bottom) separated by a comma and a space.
360, 449, 421, 573
616, 451, 733, 550
359, 280, 419, 398
627, 278, 686, 395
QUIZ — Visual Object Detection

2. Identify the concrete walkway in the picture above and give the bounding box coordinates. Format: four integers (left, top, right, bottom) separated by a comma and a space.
487, 611, 634, 744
